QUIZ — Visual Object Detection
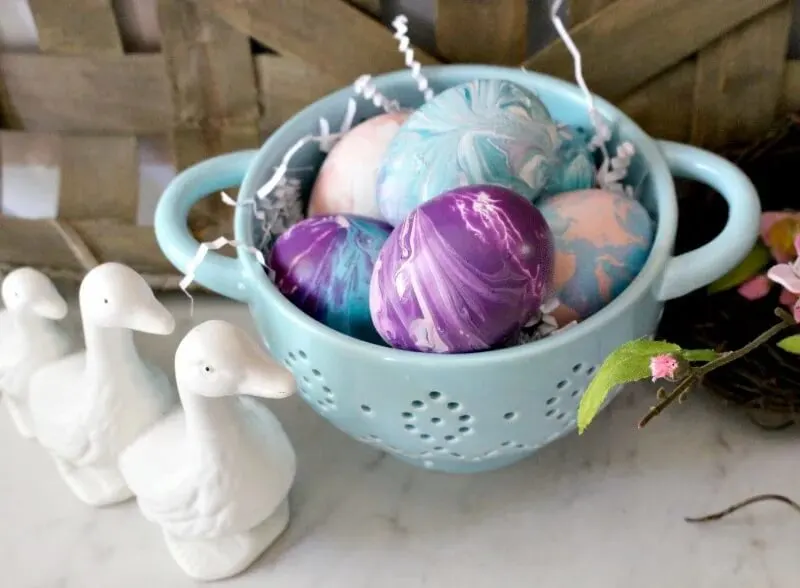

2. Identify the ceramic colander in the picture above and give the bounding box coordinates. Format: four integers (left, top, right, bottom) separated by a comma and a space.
155, 65, 759, 474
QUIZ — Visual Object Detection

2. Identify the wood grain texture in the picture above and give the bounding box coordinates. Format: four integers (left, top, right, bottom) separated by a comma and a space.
0, 217, 173, 273
619, 60, 697, 142
780, 59, 800, 115
255, 55, 343, 133
157, 0, 260, 128
435, 0, 528, 65
347, 0, 381, 18
0, 54, 172, 133
691, 1, 793, 148
26, 0, 140, 222
27, 0, 124, 55
58, 135, 139, 223
157, 0, 261, 235
569, 0, 614, 25
207, 0, 440, 85
523, 0, 785, 101
569, 0, 694, 142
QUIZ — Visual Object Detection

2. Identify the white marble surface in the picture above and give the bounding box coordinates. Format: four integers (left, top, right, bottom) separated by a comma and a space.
1, 294, 800, 587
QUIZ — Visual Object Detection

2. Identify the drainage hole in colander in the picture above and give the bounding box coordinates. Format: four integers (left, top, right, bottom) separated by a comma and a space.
458, 414, 473, 423
571, 389, 581, 398
545, 397, 558, 406
368, 434, 380, 440
545, 409, 556, 418
572, 363, 583, 373
504, 411, 518, 421
501, 441, 513, 447
420, 433, 432, 440
586, 365, 597, 376
312, 369, 322, 378
360, 404, 372, 414
431, 417, 443, 425
446, 401, 461, 411
557, 379, 569, 389
411, 400, 425, 409
404, 424, 416, 431
458, 426, 472, 434
401, 412, 414, 420
302, 376, 310, 384
325, 398, 335, 405
434, 446, 445, 452
516, 443, 526, 449
420, 451, 432, 457
288, 352, 297, 362
484, 449, 499, 457
444, 435, 456, 442
428, 391, 442, 401
556, 412, 566, 420
450, 452, 463, 459
298, 350, 308, 360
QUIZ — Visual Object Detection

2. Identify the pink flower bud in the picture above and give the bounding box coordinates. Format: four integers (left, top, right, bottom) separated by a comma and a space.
650, 354, 679, 382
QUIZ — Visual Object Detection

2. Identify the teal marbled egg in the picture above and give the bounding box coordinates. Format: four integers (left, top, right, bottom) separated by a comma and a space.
375, 79, 596, 226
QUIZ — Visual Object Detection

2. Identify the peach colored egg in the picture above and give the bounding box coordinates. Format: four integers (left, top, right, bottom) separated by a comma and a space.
309, 111, 410, 220
539, 189, 655, 323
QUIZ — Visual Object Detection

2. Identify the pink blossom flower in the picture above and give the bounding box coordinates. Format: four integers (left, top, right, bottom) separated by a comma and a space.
766, 235, 800, 322
737, 212, 800, 303
650, 354, 680, 382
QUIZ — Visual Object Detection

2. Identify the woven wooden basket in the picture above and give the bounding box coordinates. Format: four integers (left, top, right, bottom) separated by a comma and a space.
1, 0, 798, 289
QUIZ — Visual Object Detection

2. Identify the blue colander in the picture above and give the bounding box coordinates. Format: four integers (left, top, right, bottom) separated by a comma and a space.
155, 65, 759, 474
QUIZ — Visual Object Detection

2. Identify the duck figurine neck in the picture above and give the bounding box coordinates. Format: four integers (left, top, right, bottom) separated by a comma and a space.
119, 320, 297, 581
28, 262, 177, 507
0, 268, 73, 438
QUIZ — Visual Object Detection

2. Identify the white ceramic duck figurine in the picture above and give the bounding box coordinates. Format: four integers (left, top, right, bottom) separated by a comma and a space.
0, 268, 73, 438
28, 262, 177, 507
119, 320, 297, 582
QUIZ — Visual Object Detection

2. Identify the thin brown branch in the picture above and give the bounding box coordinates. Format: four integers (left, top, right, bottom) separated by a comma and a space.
685, 494, 800, 523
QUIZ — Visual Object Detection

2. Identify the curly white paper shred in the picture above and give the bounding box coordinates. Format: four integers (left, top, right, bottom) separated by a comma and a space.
353, 75, 401, 112
392, 15, 434, 102
179, 106, 360, 309
548, 0, 635, 194
179, 236, 267, 316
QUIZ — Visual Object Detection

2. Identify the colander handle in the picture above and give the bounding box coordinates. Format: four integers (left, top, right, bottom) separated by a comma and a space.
656, 140, 761, 302
154, 150, 258, 303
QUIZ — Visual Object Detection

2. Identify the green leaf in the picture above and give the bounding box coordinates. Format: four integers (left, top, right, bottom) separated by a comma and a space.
707, 242, 771, 294
777, 335, 800, 354
577, 339, 681, 433
679, 349, 720, 363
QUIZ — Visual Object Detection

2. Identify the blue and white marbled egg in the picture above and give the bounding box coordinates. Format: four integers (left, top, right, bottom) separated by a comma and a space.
268, 214, 393, 344
375, 79, 595, 226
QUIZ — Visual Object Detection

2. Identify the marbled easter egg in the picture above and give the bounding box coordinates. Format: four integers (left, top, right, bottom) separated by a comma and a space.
375, 78, 594, 226
547, 124, 596, 195
268, 214, 393, 344
309, 111, 410, 220
539, 189, 655, 324
370, 184, 554, 353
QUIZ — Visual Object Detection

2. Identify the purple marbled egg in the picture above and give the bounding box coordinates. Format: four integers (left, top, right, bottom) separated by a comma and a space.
369, 184, 554, 353
268, 214, 393, 344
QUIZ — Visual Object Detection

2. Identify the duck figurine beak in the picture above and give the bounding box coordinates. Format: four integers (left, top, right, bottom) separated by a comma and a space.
30, 291, 68, 321
127, 297, 176, 336
238, 341, 296, 399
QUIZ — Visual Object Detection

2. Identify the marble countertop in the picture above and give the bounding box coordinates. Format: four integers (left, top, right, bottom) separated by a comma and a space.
2, 294, 799, 587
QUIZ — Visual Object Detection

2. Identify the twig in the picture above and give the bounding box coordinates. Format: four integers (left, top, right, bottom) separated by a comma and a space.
639, 308, 797, 428
685, 494, 800, 523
